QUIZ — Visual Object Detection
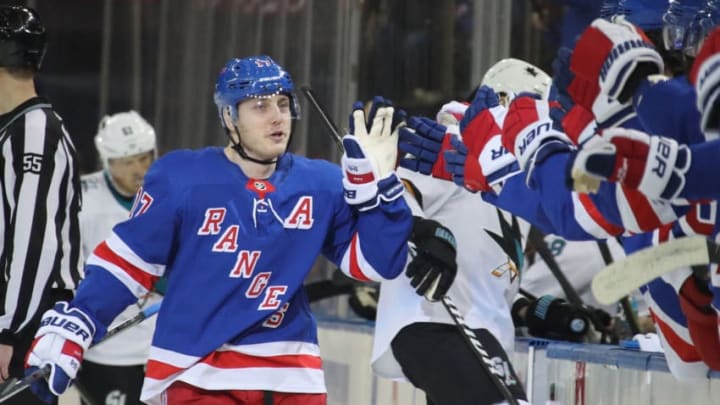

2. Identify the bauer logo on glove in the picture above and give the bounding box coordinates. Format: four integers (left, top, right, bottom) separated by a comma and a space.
517, 121, 552, 156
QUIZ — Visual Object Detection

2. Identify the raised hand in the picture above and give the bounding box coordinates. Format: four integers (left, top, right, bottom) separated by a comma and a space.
342, 96, 405, 211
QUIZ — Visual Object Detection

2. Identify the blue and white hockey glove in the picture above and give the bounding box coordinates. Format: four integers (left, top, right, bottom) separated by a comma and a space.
342, 97, 405, 211
407, 216, 457, 302
25, 302, 97, 402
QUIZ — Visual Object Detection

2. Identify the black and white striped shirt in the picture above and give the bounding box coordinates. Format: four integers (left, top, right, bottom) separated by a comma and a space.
0, 96, 82, 343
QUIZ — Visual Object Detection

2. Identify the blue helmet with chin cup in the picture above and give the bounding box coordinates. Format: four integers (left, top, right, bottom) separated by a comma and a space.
213, 56, 300, 128
615, 0, 668, 30
684, 0, 720, 56
662, 0, 706, 51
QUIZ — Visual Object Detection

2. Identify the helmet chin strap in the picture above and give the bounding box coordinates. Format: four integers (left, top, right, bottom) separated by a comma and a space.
226, 124, 278, 165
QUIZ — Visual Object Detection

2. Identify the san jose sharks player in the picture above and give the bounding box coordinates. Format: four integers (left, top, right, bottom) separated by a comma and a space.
370, 61, 553, 405
23, 56, 412, 405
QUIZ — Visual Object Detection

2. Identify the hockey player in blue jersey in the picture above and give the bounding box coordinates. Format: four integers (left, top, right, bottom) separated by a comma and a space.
22, 56, 412, 405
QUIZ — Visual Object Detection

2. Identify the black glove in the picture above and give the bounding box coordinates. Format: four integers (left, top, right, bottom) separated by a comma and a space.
406, 216, 457, 301
513, 295, 590, 342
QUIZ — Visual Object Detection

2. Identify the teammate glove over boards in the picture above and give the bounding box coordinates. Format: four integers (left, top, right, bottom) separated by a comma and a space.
570, 18, 663, 127
24, 302, 99, 403
407, 216, 458, 301
569, 128, 691, 200
342, 96, 405, 211
445, 85, 520, 193
501, 96, 572, 187
572, 18, 664, 104
398, 116, 456, 181
690, 26, 720, 136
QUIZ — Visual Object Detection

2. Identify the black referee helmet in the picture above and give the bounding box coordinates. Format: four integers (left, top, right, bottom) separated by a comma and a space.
0, 5, 46, 72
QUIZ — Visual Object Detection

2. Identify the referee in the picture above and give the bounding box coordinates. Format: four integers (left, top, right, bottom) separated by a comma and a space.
0, 6, 81, 405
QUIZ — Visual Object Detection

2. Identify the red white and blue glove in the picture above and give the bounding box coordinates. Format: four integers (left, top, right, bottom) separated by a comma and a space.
561, 105, 597, 146
501, 96, 573, 186
570, 18, 663, 125
553, 45, 635, 129
24, 302, 97, 403
444, 86, 519, 193
690, 26, 720, 138
571, 18, 663, 101
569, 128, 691, 200
342, 97, 406, 211
398, 116, 456, 181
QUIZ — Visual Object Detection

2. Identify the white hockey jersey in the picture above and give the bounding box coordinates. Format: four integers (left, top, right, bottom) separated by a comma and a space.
371, 168, 528, 380
80, 170, 161, 365
521, 235, 626, 314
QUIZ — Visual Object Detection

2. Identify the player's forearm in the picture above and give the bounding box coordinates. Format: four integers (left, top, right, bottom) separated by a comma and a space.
70, 265, 138, 340
349, 197, 413, 281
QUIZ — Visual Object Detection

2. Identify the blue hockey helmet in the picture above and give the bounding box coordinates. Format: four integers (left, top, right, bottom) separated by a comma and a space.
615, 0, 668, 30
0, 5, 46, 72
662, 0, 706, 51
214, 56, 300, 128
683, 1, 720, 55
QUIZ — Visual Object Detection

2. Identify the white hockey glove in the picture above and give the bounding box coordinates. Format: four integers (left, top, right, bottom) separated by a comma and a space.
342, 97, 406, 211
348, 96, 405, 179
25, 302, 97, 402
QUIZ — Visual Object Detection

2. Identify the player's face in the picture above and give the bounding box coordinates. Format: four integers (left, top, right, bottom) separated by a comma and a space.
108, 151, 155, 195
235, 94, 292, 160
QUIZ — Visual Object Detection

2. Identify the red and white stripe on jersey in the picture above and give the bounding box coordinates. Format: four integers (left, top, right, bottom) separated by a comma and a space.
571, 193, 624, 239
615, 187, 679, 233
141, 341, 325, 404
339, 233, 386, 282
647, 296, 711, 382
86, 232, 164, 297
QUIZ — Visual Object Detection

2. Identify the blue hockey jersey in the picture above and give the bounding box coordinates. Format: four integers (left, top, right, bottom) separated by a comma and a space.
72, 147, 412, 404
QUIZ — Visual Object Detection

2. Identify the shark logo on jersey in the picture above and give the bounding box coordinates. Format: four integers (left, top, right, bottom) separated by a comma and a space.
485, 208, 523, 283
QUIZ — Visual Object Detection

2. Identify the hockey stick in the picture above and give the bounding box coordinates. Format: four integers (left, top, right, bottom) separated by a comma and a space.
441, 296, 520, 405
0, 301, 162, 403
302, 89, 520, 404
299, 85, 344, 153
591, 235, 720, 305
596, 240, 640, 336
527, 226, 583, 306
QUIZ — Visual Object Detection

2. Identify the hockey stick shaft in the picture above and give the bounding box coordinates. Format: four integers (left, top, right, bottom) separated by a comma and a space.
0, 301, 162, 403
592, 235, 720, 305
528, 227, 583, 305
441, 296, 520, 405
299, 85, 344, 153
596, 241, 640, 336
